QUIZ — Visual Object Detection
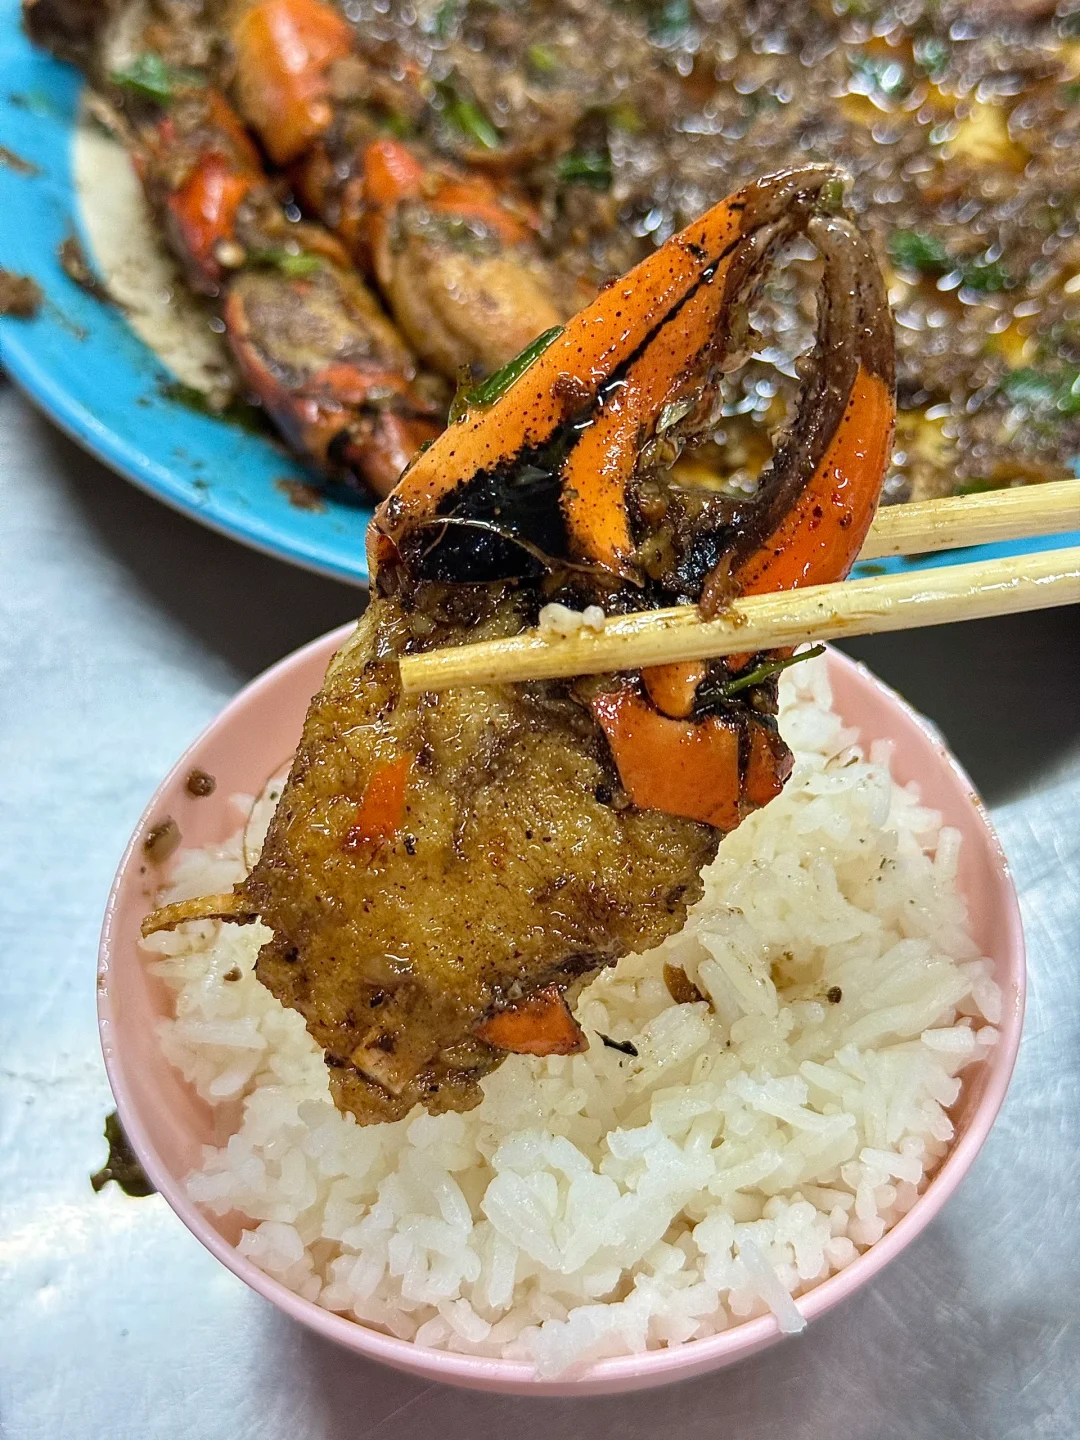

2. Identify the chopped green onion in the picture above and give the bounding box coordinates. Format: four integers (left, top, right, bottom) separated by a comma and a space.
817, 176, 847, 216
110, 53, 204, 104
913, 35, 951, 81
847, 51, 910, 101
700, 645, 827, 705
449, 326, 564, 421
957, 258, 1011, 293
648, 0, 692, 46
889, 229, 1017, 292
954, 476, 1006, 496
431, 0, 459, 41
888, 229, 951, 274
888, 230, 961, 277
436, 77, 501, 150
556, 150, 612, 189
248, 248, 323, 279
381, 110, 416, 139
999, 366, 1080, 416
527, 44, 558, 75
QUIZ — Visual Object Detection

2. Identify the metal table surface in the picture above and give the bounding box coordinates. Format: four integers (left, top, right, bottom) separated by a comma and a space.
1, 380, 1077, 1440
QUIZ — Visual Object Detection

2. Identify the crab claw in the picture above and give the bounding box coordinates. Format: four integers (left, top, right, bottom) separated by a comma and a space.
224, 260, 442, 498
231, 0, 353, 166
357, 137, 579, 380
136, 90, 264, 294
377, 166, 894, 594
374, 166, 894, 831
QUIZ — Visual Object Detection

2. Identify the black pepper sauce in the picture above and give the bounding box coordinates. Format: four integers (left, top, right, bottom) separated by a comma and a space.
345, 0, 1080, 502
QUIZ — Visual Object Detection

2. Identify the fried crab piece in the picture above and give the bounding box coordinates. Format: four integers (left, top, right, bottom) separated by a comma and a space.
144, 166, 895, 1123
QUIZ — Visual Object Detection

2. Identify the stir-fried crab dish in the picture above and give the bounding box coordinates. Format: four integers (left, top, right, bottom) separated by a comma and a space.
143, 168, 895, 1124
25, 0, 1080, 504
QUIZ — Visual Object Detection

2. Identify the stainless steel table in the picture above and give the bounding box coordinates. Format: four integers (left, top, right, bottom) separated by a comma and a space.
2, 381, 1077, 1439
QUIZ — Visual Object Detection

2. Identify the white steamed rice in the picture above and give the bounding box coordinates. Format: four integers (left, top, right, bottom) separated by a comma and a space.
141, 657, 1001, 1377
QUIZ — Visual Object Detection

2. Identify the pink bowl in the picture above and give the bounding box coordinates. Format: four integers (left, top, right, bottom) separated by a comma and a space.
98, 629, 1025, 1397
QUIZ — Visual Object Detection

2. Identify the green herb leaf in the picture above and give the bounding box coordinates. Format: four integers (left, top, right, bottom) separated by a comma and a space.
888, 228, 951, 275
647, 0, 692, 46
606, 100, 644, 133
248, 248, 323, 279
957, 257, 1011, 293
450, 325, 564, 421
889, 229, 1017, 291
110, 52, 204, 104
913, 34, 951, 81
556, 150, 612, 189
704, 645, 827, 704
527, 43, 558, 75
999, 366, 1080, 416
436, 77, 501, 150
431, 0, 459, 41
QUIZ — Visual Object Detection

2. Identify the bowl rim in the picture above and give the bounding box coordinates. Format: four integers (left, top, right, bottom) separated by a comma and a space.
97, 627, 1026, 1391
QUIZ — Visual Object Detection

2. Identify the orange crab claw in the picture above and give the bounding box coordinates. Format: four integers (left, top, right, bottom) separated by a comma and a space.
223, 265, 442, 499
232, 0, 353, 166
376, 167, 893, 591
591, 689, 746, 831
361, 137, 535, 247
164, 153, 253, 290
727, 365, 895, 601
374, 168, 893, 832
354, 137, 568, 379
140, 91, 263, 293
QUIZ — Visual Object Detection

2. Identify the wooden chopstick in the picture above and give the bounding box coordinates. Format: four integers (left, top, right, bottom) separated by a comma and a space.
398, 546, 1080, 693
858, 478, 1080, 560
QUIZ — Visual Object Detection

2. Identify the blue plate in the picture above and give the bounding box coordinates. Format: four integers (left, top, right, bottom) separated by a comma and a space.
0, 0, 1076, 588
0, 0, 373, 586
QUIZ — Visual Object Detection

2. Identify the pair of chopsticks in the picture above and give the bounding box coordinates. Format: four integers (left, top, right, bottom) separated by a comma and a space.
399, 480, 1080, 693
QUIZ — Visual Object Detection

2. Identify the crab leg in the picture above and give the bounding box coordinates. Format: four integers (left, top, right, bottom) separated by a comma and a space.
227, 0, 584, 379
23, 0, 442, 499
138, 85, 445, 497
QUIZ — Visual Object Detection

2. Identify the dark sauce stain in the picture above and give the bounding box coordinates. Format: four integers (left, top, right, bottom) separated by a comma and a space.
143, 816, 181, 864
275, 476, 327, 513
0, 144, 40, 176
0, 268, 42, 318
58, 233, 114, 305
185, 768, 216, 797
90, 1111, 156, 1198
